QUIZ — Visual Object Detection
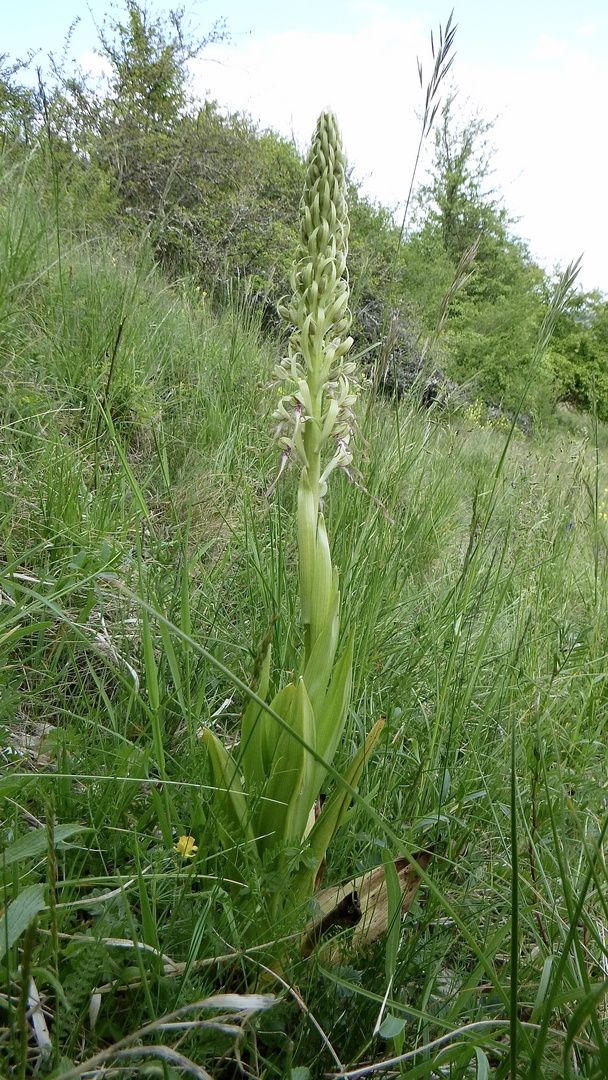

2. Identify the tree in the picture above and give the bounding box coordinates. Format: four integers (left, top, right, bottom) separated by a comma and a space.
63, 3, 304, 286
548, 290, 608, 419
91, 2, 225, 200
100, 2, 196, 131
407, 98, 550, 416
0, 54, 37, 147
418, 97, 505, 262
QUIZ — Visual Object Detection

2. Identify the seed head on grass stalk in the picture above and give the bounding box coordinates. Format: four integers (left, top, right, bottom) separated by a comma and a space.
203, 111, 385, 919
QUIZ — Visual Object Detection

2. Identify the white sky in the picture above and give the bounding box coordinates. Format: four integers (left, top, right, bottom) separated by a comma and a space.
5, 1, 608, 294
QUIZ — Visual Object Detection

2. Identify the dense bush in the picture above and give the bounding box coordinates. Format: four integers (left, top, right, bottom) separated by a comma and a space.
548, 290, 608, 419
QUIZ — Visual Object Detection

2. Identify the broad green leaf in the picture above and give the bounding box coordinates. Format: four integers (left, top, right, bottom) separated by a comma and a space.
321, 714, 386, 838
309, 512, 334, 647
258, 681, 296, 778
259, 678, 316, 851
289, 716, 385, 908
202, 728, 256, 853
383, 849, 402, 981
378, 1013, 406, 1040
0, 884, 45, 961
298, 472, 333, 653
241, 644, 272, 794
302, 591, 339, 715
1, 824, 88, 865
309, 629, 354, 803
475, 1047, 490, 1080
251, 681, 296, 849
283, 677, 317, 844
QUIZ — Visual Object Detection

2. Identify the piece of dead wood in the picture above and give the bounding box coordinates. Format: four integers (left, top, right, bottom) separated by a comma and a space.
301, 890, 362, 958
302, 849, 433, 959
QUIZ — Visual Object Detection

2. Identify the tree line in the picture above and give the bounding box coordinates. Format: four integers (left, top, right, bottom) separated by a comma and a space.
1, 0, 606, 424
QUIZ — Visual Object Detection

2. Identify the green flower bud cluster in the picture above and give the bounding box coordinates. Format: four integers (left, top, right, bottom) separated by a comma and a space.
283, 111, 351, 348
273, 111, 358, 494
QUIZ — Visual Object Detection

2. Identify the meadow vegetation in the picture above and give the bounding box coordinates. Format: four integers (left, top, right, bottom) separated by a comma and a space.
2, 5, 608, 1078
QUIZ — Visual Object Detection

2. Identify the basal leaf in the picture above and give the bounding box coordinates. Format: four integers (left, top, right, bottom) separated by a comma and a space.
258, 678, 316, 852
302, 591, 339, 716
309, 629, 354, 802
241, 644, 272, 794
289, 716, 385, 908
2, 824, 89, 866
202, 728, 255, 852
0, 884, 45, 961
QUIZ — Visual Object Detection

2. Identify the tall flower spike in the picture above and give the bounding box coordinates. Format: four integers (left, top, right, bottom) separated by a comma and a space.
274, 110, 357, 491
207, 111, 387, 912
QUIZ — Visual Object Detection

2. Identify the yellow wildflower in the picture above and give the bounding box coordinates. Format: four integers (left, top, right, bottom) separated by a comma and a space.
176, 835, 198, 858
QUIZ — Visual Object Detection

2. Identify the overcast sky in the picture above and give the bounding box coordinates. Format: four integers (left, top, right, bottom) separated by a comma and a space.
5, 1, 608, 294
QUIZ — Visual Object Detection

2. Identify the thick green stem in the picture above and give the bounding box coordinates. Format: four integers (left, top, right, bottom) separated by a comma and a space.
299, 384, 326, 663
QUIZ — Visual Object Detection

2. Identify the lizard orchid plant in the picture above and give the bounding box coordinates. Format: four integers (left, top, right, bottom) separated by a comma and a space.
203, 111, 384, 916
